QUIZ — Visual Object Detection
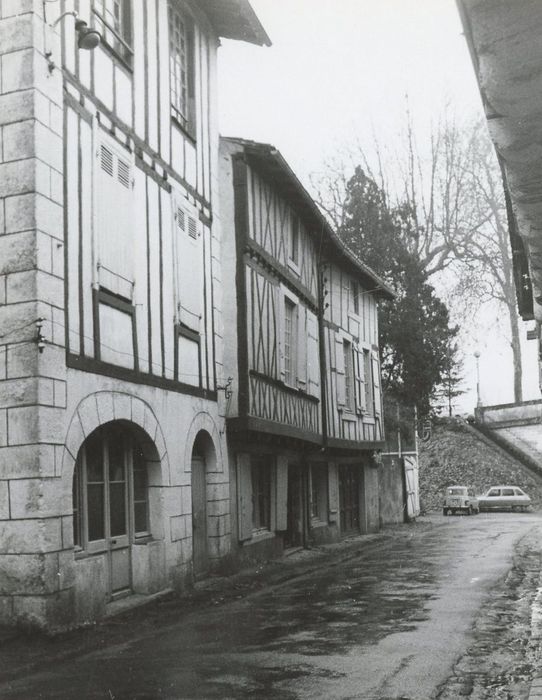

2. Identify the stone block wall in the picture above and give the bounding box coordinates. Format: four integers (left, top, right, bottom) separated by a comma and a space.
0, 1, 69, 629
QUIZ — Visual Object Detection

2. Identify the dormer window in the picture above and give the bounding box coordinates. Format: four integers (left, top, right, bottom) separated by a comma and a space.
169, 2, 196, 138
93, 0, 133, 66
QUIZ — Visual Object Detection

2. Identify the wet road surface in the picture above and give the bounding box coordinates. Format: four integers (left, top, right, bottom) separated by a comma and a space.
1, 512, 542, 699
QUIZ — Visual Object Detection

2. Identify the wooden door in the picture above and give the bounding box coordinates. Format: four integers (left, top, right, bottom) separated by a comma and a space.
191, 456, 208, 577
339, 465, 360, 533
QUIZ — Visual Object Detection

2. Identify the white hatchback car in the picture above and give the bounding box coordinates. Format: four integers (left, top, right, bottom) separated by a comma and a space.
478, 486, 531, 512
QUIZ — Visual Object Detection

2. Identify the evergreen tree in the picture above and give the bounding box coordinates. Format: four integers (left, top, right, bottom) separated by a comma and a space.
339, 167, 461, 418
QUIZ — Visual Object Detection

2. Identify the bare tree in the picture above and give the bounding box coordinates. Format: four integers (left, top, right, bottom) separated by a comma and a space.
452, 122, 523, 402
311, 110, 524, 403
311, 108, 472, 282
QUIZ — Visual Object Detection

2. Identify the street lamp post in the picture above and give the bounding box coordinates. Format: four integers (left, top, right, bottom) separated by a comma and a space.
474, 350, 481, 408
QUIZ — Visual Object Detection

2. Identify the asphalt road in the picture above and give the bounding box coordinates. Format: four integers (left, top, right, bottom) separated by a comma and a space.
1, 512, 542, 699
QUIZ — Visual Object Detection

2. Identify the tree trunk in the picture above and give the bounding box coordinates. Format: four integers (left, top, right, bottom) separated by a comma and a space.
508, 303, 523, 403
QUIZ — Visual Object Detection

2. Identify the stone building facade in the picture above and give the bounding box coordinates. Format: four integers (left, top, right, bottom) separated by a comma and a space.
0, 0, 268, 630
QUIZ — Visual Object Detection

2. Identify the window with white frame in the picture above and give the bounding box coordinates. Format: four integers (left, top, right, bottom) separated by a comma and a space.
93, 0, 132, 65
168, 1, 196, 136
73, 424, 149, 552
284, 298, 297, 385
344, 340, 354, 411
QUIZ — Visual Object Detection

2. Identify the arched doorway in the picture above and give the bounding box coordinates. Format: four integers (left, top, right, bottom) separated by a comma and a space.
191, 431, 216, 578
72, 422, 154, 599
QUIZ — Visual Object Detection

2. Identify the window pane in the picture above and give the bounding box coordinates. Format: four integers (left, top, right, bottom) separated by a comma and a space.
134, 469, 147, 502
99, 302, 135, 369
178, 334, 200, 386
86, 430, 104, 483
134, 502, 148, 533
109, 482, 127, 537
73, 464, 81, 547
108, 428, 126, 483
87, 483, 105, 541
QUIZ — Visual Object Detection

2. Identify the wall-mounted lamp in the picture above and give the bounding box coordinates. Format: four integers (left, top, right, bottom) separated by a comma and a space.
51, 11, 101, 50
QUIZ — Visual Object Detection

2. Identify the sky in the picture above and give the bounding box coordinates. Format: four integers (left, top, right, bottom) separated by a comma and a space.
217, 0, 539, 413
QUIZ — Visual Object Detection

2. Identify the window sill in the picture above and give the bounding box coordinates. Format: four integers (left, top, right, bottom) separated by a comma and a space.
341, 410, 357, 422
310, 518, 327, 529
171, 115, 197, 145
99, 39, 134, 73
247, 529, 275, 544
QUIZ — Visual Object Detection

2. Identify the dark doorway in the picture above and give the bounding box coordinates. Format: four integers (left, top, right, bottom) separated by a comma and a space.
285, 464, 306, 548
339, 464, 360, 533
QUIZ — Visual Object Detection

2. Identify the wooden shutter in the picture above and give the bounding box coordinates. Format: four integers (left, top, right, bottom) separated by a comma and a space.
96, 138, 135, 299
173, 199, 203, 331
296, 304, 307, 388
372, 350, 382, 417
335, 335, 345, 406
354, 346, 366, 414
275, 456, 288, 531
306, 310, 320, 397
237, 454, 253, 542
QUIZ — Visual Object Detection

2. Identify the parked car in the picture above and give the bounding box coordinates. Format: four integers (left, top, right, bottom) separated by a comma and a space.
443, 486, 479, 516
478, 486, 531, 512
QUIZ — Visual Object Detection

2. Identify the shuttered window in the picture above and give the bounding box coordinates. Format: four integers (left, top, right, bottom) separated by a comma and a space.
96, 136, 135, 301
343, 340, 354, 411
284, 298, 297, 385
306, 310, 320, 397
353, 346, 366, 414
372, 350, 382, 417
364, 350, 374, 415
173, 199, 203, 331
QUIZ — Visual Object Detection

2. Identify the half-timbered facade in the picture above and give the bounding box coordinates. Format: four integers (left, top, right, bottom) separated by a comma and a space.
220, 139, 394, 562
320, 240, 392, 534
0, 1, 268, 630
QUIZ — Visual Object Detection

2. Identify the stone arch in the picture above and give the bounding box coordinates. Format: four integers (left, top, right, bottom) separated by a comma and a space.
61, 391, 170, 489
183, 411, 222, 474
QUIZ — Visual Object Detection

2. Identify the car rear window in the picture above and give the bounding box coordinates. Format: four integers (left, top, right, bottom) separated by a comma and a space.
502, 489, 514, 496
448, 488, 464, 495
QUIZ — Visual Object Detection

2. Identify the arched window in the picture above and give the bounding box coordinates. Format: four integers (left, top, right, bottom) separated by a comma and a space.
73, 423, 149, 555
